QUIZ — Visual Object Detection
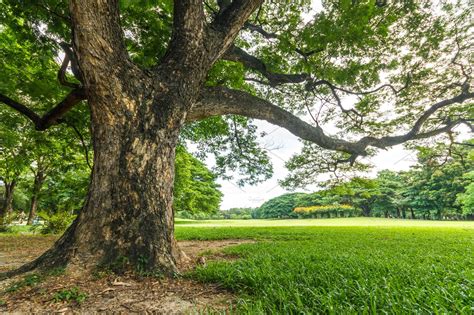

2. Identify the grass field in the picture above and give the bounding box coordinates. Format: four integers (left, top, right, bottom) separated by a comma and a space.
176, 218, 474, 314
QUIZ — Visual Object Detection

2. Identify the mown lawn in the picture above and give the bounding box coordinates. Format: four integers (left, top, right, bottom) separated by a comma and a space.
176, 218, 474, 314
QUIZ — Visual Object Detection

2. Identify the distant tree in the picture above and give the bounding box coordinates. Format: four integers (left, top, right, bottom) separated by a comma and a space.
174, 146, 222, 214
257, 193, 306, 219
327, 178, 381, 217
372, 171, 406, 218
403, 143, 473, 219
456, 171, 474, 217
0, 110, 30, 226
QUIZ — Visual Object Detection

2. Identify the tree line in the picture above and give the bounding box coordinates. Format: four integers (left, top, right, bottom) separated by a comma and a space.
255, 141, 473, 220
178, 140, 473, 221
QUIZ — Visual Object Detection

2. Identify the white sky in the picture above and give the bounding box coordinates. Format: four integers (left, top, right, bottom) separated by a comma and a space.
216, 121, 415, 210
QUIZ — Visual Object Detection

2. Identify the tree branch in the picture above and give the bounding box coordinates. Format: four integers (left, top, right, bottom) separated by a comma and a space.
223, 46, 310, 86
67, 122, 92, 170
189, 86, 474, 161
209, 0, 264, 57
189, 86, 366, 154
169, 0, 206, 51
243, 21, 278, 39
0, 89, 86, 131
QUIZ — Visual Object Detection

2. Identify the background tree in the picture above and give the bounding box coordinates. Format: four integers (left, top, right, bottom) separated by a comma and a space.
0, 0, 472, 276
0, 110, 30, 226
256, 193, 305, 218
174, 146, 223, 215
456, 172, 474, 218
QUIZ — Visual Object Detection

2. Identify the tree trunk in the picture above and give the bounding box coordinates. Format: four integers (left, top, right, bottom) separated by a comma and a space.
361, 205, 371, 217
3, 0, 254, 278
410, 208, 416, 219
0, 180, 16, 226
14, 86, 192, 275
27, 171, 45, 225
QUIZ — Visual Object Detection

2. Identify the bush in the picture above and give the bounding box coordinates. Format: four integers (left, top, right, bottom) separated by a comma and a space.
293, 204, 360, 218
35, 211, 76, 234
0, 212, 19, 232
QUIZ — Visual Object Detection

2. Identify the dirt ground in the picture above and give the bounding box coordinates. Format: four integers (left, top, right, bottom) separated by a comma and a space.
0, 236, 251, 313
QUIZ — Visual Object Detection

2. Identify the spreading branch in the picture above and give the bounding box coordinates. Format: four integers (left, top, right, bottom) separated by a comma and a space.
243, 21, 278, 39
223, 46, 310, 86
0, 89, 86, 131
189, 86, 474, 163
223, 45, 411, 127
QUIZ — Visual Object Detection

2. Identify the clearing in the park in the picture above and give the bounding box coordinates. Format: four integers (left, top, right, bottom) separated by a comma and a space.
1, 218, 473, 313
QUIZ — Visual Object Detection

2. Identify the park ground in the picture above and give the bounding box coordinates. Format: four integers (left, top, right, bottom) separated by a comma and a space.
0, 217, 473, 313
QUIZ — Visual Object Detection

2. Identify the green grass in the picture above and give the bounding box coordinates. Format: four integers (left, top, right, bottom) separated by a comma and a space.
176, 218, 474, 314
0, 225, 33, 236
175, 217, 474, 228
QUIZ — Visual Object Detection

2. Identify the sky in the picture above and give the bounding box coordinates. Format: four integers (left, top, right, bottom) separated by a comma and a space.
216, 121, 416, 210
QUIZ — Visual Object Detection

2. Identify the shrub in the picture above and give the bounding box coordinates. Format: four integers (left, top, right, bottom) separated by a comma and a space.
293, 204, 360, 218
35, 211, 76, 234
52, 287, 87, 304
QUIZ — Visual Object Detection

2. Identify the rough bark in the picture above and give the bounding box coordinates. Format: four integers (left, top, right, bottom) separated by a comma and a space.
0, 0, 262, 277
27, 170, 45, 225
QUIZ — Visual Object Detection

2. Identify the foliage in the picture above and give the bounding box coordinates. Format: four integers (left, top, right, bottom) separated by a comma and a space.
184, 223, 473, 314
34, 211, 76, 235
221, 207, 256, 220
176, 207, 257, 220
266, 140, 474, 221
174, 146, 222, 214
255, 193, 306, 219
456, 171, 474, 216
52, 287, 87, 304
293, 204, 358, 218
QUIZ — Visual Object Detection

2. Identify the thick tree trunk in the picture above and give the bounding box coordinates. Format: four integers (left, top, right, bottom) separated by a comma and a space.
0, 180, 16, 226
11, 89, 189, 276
27, 171, 45, 225
2, 0, 256, 278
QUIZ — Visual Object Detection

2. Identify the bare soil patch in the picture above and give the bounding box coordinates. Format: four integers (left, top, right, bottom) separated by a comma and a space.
0, 236, 253, 313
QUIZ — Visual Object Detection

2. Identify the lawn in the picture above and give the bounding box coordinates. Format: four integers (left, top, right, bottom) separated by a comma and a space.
176, 218, 474, 314
1, 218, 473, 313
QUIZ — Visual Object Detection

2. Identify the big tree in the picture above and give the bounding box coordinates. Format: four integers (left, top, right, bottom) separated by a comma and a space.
0, 0, 472, 275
